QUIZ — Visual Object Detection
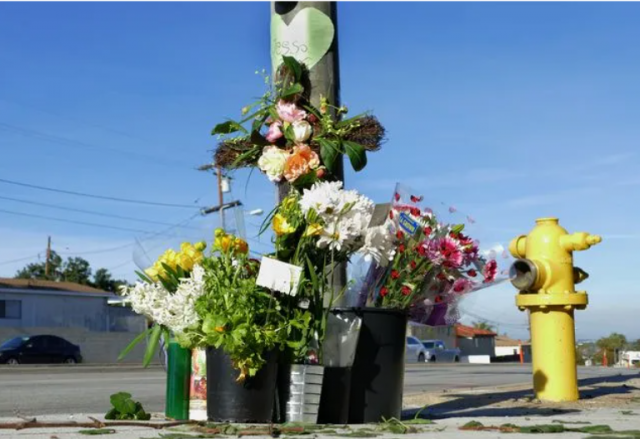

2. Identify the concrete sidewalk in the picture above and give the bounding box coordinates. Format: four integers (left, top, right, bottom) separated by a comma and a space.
1, 408, 639, 439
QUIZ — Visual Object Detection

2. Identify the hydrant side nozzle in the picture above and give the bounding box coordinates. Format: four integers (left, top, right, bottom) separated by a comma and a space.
560, 232, 602, 252
509, 235, 527, 258
573, 267, 589, 285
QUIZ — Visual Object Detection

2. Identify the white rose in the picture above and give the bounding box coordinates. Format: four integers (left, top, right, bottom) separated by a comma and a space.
292, 120, 312, 143
257, 146, 289, 182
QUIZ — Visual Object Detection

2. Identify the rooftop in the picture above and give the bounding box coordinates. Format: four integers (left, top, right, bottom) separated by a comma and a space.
0, 278, 110, 295
455, 324, 497, 338
495, 335, 531, 346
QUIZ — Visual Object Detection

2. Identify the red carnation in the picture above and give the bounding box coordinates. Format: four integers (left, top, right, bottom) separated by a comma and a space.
424, 227, 432, 236
308, 114, 318, 124
410, 260, 417, 270
398, 244, 406, 253
394, 192, 401, 202
401, 286, 412, 296
396, 230, 404, 240
410, 195, 423, 203
417, 244, 427, 256
391, 270, 400, 280
389, 210, 394, 219
468, 269, 477, 277
434, 295, 443, 303
410, 207, 421, 217
380, 287, 389, 297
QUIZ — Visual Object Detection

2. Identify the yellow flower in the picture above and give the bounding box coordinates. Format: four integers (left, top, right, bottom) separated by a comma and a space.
304, 223, 323, 237
194, 241, 206, 252
215, 228, 225, 238
178, 253, 195, 271
273, 213, 295, 236
144, 267, 159, 281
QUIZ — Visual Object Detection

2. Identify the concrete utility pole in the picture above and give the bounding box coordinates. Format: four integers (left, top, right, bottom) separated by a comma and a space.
271, 1, 346, 301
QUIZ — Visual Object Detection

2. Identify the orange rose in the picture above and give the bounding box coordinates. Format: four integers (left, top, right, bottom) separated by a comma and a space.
283, 144, 320, 182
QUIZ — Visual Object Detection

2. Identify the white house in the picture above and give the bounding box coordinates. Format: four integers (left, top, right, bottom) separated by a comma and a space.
494, 335, 532, 363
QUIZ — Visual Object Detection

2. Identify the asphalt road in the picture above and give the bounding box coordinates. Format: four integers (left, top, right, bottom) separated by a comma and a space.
0, 364, 637, 416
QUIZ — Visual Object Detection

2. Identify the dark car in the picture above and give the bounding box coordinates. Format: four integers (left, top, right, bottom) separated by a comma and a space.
0, 335, 82, 365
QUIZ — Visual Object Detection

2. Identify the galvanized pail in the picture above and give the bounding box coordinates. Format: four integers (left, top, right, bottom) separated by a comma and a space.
281, 364, 324, 423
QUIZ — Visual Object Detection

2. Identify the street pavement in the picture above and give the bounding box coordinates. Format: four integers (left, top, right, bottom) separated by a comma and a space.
0, 364, 636, 416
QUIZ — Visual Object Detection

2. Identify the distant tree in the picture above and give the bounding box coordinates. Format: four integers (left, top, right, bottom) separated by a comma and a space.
15, 251, 63, 281
627, 339, 640, 351
595, 333, 628, 365
15, 253, 127, 293
61, 257, 92, 285
93, 268, 128, 293
473, 321, 495, 332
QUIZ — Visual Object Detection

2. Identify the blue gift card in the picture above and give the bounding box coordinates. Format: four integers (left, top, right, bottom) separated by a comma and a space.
398, 212, 418, 235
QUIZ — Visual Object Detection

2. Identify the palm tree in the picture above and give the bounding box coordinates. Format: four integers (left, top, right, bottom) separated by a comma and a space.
473, 321, 495, 332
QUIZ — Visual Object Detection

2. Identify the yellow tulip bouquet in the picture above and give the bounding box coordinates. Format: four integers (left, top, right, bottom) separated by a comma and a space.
119, 241, 207, 366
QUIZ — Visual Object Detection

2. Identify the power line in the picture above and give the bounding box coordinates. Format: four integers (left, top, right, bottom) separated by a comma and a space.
0, 177, 201, 209
0, 121, 195, 169
0, 253, 42, 267
0, 195, 201, 229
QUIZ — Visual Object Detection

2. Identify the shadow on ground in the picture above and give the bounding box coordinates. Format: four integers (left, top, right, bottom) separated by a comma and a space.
403, 372, 640, 420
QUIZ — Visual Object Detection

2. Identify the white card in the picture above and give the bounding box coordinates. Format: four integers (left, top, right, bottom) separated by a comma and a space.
256, 257, 303, 296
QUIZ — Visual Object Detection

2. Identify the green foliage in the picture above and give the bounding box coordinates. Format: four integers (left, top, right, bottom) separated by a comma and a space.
104, 392, 150, 420
472, 321, 495, 332
78, 429, 116, 435
191, 253, 288, 379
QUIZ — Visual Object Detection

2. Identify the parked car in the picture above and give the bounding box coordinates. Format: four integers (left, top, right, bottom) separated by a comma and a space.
0, 335, 82, 365
421, 339, 461, 363
406, 336, 428, 363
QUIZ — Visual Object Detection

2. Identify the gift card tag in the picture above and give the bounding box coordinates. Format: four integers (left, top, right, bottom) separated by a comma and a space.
256, 257, 303, 296
398, 212, 418, 235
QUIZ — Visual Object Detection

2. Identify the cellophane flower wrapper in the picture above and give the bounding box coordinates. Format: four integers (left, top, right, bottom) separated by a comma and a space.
352, 183, 512, 326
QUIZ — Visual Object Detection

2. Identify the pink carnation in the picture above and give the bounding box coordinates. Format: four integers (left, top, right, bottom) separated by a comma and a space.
451, 278, 474, 295
276, 100, 307, 123
482, 259, 498, 283
426, 236, 463, 269
266, 120, 283, 143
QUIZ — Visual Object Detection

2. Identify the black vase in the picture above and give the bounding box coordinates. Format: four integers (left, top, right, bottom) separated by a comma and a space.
205, 347, 278, 423
348, 308, 408, 423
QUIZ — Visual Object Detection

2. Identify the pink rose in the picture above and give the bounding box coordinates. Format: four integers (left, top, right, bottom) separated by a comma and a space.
276, 100, 307, 123
265, 120, 283, 143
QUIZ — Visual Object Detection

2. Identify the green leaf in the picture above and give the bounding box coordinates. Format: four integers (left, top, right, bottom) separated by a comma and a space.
451, 224, 465, 234
343, 140, 367, 172
117, 327, 152, 361
78, 428, 116, 435
212, 120, 247, 136
135, 270, 153, 284
110, 392, 135, 415
143, 324, 162, 368
317, 138, 341, 173
283, 56, 302, 81
281, 83, 304, 99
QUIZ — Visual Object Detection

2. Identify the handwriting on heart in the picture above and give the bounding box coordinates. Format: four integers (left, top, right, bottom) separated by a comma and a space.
271, 7, 335, 70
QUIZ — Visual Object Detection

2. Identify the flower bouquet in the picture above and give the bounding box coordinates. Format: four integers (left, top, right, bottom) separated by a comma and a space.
118, 241, 207, 420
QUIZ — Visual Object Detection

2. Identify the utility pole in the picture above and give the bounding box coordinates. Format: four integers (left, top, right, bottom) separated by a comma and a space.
216, 165, 226, 230
45, 236, 51, 277
271, 1, 346, 301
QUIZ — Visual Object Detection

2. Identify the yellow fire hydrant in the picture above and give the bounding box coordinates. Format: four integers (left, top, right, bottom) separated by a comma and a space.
509, 217, 601, 402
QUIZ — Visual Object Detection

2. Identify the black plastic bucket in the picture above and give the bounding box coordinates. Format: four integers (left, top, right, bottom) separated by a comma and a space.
317, 366, 352, 424
348, 308, 408, 423
206, 348, 278, 423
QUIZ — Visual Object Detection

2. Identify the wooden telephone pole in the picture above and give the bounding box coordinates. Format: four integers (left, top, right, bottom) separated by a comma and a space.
271, 1, 346, 300
45, 236, 51, 277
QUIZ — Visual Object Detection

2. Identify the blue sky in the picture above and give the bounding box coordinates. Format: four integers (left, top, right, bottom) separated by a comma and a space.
1, 2, 639, 341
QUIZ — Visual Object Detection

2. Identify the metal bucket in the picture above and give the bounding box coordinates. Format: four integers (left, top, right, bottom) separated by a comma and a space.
280, 364, 324, 423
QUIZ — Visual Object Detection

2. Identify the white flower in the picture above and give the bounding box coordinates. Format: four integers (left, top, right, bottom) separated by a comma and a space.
292, 120, 312, 143
359, 221, 396, 267
120, 265, 206, 335
257, 146, 289, 182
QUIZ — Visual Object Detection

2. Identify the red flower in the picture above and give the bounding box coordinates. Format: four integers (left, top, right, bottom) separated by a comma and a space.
389, 210, 394, 219
410, 195, 423, 203
380, 287, 389, 297
394, 192, 401, 202
410, 260, 417, 270
482, 259, 498, 283
468, 269, 477, 277
391, 270, 400, 280
436, 272, 446, 281
401, 286, 412, 296
396, 230, 404, 240
410, 207, 421, 217
434, 295, 443, 303
398, 244, 406, 253
417, 244, 427, 256
308, 114, 318, 124
423, 227, 432, 236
